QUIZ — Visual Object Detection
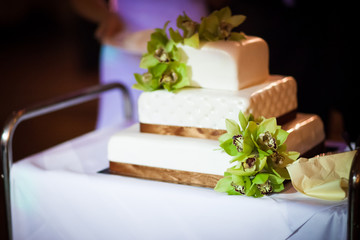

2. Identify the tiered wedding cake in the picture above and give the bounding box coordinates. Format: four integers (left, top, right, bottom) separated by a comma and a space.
107, 7, 325, 190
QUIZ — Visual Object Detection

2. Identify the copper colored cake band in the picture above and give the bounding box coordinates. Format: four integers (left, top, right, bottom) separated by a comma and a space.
140, 109, 297, 139
109, 162, 223, 188
140, 124, 226, 140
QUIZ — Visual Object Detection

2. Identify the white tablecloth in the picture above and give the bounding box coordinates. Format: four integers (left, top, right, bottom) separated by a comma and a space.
11, 124, 348, 240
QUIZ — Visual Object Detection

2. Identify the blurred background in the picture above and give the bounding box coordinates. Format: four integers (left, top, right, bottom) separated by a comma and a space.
0, 1, 100, 238
0, 0, 356, 239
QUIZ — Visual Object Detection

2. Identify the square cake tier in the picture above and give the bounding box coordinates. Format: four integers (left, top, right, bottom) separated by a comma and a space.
108, 113, 324, 187
179, 36, 269, 90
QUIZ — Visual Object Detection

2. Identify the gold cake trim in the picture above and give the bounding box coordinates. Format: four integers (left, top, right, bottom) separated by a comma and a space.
109, 162, 223, 188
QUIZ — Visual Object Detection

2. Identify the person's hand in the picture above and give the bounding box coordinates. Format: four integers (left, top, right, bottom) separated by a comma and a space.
95, 11, 124, 43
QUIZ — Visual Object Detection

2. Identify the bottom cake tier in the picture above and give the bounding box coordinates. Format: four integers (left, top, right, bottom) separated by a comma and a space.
108, 113, 325, 188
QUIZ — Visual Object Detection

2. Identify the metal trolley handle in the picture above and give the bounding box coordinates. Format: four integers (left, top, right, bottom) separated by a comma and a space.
1, 83, 133, 240
348, 149, 360, 240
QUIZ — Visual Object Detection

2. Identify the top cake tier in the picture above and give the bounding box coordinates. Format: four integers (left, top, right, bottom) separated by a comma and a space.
178, 36, 269, 90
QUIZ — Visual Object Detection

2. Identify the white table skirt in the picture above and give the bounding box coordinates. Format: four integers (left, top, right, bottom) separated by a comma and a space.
11, 124, 348, 240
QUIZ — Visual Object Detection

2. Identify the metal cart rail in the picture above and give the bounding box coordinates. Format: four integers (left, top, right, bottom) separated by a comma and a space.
1, 83, 133, 240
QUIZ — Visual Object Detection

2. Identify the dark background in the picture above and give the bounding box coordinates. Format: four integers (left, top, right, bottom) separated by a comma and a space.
229, 0, 357, 143
0, 0, 357, 239
0, 1, 100, 239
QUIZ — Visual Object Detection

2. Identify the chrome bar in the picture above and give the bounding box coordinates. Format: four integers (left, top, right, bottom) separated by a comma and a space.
348, 149, 360, 240
1, 82, 133, 240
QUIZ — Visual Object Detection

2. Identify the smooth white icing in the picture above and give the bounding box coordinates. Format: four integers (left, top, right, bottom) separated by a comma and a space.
178, 36, 269, 90
138, 75, 297, 130
108, 124, 226, 175
108, 114, 325, 176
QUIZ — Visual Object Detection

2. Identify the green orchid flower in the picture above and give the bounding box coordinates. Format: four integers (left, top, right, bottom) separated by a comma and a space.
198, 6, 246, 41
215, 111, 300, 197
134, 21, 190, 92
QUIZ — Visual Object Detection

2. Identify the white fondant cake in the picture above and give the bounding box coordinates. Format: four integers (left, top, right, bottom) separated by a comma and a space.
108, 10, 326, 187
139, 75, 297, 130
179, 36, 269, 90
108, 114, 325, 176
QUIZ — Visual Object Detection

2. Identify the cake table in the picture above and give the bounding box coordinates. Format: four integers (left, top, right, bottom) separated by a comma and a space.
8, 124, 349, 240
1, 83, 357, 240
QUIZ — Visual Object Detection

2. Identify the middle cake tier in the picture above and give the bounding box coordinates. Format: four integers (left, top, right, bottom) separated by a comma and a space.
139, 75, 297, 138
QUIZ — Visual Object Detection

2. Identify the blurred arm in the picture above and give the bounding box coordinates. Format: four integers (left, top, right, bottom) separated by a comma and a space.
70, 0, 108, 23
70, 0, 124, 41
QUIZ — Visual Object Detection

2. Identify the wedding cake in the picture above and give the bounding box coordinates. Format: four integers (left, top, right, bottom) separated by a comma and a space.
107, 7, 325, 191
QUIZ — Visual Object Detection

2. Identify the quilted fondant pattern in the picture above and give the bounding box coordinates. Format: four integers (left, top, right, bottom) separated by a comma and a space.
138, 75, 297, 130
249, 76, 297, 118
